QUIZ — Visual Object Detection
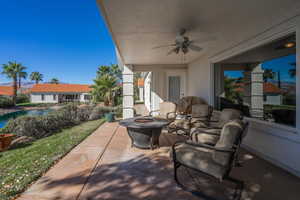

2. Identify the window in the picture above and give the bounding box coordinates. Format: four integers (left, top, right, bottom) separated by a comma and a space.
41, 94, 45, 101
53, 94, 56, 100
214, 34, 296, 127
84, 95, 91, 100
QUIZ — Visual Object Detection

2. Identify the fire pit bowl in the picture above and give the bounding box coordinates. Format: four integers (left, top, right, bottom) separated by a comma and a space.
134, 118, 154, 123
119, 117, 170, 149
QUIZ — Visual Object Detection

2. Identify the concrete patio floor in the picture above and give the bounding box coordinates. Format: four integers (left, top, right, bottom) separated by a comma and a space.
18, 122, 300, 200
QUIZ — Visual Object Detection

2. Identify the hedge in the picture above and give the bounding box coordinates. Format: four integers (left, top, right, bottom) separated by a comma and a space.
2, 104, 119, 139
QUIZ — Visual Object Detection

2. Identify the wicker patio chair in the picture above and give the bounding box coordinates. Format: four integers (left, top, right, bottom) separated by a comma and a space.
149, 101, 177, 121
190, 108, 242, 145
171, 119, 248, 198
167, 97, 208, 136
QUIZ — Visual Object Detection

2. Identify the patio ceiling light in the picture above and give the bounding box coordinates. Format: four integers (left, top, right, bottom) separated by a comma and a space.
284, 42, 295, 48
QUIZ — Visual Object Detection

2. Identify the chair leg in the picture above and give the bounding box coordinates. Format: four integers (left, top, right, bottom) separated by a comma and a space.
173, 161, 181, 185
225, 176, 244, 200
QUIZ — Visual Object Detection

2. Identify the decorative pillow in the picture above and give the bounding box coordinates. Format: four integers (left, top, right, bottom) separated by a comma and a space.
190, 117, 208, 128
191, 104, 210, 118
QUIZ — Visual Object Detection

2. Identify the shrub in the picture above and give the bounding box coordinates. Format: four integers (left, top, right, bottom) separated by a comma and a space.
0, 96, 14, 108
16, 94, 30, 104
3, 103, 119, 138
77, 105, 94, 121
89, 106, 115, 120
115, 105, 122, 118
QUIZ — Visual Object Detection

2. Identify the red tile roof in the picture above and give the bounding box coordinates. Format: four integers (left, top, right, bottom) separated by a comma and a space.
0, 86, 14, 96
30, 84, 92, 93
263, 82, 282, 94
234, 82, 282, 94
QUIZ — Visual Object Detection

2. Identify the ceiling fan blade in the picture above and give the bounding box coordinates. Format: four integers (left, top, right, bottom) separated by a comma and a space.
190, 36, 217, 44
152, 44, 176, 49
167, 47, 178, 55
189, 44, 202, 52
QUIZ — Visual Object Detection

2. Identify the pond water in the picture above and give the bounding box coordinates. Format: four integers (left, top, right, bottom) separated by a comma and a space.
0, 109, 51, 128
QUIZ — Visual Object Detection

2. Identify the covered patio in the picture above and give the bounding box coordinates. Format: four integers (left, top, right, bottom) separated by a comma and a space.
97, 0, 300, 181
17, 122, 300, 200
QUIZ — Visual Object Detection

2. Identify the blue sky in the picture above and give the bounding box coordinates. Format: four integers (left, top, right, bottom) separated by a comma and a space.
0, 0, 116, 84
224, 54, 296, 82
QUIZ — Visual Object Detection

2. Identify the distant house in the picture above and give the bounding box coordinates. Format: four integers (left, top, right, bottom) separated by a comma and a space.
234, 82, 283, 105
263, 82, 283, 105
0, 86, 14, 97
29, 84, 92, 103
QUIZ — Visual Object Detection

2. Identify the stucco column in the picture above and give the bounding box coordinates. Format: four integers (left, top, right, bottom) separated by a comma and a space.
250, 64, 264, 119
243, 70, 251, 107
139, 87, 144, 102
122, 65, 134, 119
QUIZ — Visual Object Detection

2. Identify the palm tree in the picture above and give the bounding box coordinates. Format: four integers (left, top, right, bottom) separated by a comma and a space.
263, 69, 275, 83
2, 61, 20, 104
96, 65, 111, 78
30, 72, 43, 84
16, 65, 27, 88
111, 64, 122, 80
50, 78, 59, 84
96, 64, 122, 80
91, 74, 119, 106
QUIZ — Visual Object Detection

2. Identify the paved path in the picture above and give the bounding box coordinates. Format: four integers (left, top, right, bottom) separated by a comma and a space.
18, 122, 197, 200
18, 122, 300, 200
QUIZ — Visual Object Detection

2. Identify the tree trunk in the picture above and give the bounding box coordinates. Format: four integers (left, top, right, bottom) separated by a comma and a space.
18, 76, 21, 88
12, 76, 17, 105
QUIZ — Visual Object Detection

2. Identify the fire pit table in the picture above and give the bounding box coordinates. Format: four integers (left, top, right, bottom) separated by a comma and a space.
119, 117, 170, 150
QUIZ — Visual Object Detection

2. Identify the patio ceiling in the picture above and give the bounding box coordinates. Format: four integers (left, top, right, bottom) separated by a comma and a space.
97, 0, 300, 65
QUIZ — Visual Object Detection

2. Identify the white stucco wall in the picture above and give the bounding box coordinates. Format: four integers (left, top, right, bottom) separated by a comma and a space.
31, 93, 91, 103
80, 93, 92, 103
187, 56, 211, 103
264, 95, 282, 105
140, 68, 186, 113
31, 93, 58, 103
144, 72, 152, 112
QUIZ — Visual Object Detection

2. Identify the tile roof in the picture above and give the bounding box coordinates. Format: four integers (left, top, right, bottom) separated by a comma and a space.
0, 86, 14, 96
263, 82, 282, 94
30, 84, 92, 93
234, 82, 282, 94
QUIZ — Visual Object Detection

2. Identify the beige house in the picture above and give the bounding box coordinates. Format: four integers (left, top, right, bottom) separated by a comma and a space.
97, 0, 300, 177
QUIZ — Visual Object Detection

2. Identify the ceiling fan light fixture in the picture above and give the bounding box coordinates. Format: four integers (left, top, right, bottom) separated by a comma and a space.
284, 42, 295, 48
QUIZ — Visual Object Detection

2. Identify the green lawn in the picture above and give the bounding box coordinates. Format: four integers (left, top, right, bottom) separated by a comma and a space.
0, 119, 105, 200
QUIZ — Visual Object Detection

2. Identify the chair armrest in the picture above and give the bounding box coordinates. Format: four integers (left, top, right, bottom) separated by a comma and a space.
166, 112, 176, 120
191, 129, 220, 136
185, 141, 234, 153
149, 110, 160, 116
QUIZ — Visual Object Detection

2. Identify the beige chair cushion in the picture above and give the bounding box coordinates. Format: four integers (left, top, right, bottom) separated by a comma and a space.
216, 109, 242, 128
176, 96, 207, 114
213, 119, 244, 166
174, 143, 227, 180
190, 127, 220, 145
157, 102, 176, 119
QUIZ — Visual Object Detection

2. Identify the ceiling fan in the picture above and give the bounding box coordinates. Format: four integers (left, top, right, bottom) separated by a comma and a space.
153, 28, 203, 55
